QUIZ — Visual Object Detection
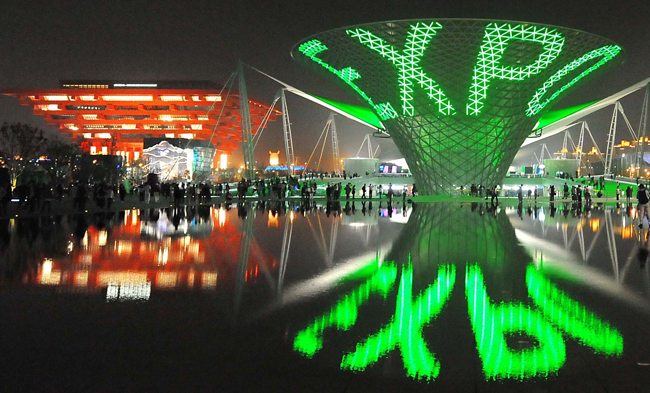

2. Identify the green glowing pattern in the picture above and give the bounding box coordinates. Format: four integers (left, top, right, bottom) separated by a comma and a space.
293, 20, 623, 194
526, 266, 623, 356
467, 23, 565, 116
340, 264, 456, 381
534, 100, 598, 130
293, 263, 398, 357
347, 22, 456, 117
527, 45, 622, 116
313, 95, 384, 129
297, 39, 398, 120
465, 265, 566, 380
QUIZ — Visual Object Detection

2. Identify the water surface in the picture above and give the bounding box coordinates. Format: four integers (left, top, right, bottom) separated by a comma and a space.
0, 201, 648, 391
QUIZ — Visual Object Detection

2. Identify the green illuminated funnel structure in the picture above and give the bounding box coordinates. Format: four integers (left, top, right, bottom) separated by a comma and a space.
292, 19, 623, 194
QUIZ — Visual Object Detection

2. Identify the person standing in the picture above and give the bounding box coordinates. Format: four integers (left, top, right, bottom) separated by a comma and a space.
517, 185, 523, 203
119, 183, 126, 202
627, 186, 633, 203
549, 185, 556, 202
144, 183, 151, 204
361, 184, 366, 199
491, 185, 499, 205
351, 185, 356, 199
563, 183, 569, 199
616, 183, 621, 201
368, 184, 373, 199
107, 185, 114, 210
638, 184, 650, 227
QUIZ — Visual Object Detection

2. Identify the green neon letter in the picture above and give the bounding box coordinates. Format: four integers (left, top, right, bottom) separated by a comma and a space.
467, 23, 565, 116
466, 265, 566, 380
293, 263, 398, 357
347, 22, 456, 117
298, 39, 398, 120
527, 45, 622, 116
526, 266, 623, 356
340, 264, 456, 381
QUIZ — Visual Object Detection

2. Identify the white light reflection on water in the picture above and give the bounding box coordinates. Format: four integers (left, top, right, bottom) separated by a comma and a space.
509, 203, 650, 314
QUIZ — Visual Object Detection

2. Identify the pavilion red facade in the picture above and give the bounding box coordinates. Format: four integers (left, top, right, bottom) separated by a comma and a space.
2, 80, 279, 166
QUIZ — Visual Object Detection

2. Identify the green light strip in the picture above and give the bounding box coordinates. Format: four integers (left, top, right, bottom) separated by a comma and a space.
526, 266, 623, 356
347, 22, 456, 117
467, 23, 565, 116
340, 263, 456, 381
298, 39, 398, 120
293, 263, 398, 358
465, 265, 566, 380
526, 45, 622, 116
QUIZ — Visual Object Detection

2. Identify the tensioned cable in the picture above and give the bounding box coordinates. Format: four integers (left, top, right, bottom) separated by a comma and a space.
305, 120, 331, 172
253, 93, 281, 149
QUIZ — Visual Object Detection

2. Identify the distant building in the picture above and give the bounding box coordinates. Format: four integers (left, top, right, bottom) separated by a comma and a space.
554, 139, 650, 177
2, 80, 280, 169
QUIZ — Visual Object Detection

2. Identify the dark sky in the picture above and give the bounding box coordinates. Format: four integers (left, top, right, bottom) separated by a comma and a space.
1, 0, 648, 170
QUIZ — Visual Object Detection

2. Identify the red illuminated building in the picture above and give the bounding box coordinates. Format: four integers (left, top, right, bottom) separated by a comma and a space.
2, 80, 279, 165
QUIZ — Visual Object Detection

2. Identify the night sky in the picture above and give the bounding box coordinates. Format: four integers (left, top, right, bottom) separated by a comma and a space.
1, 0, 648, 170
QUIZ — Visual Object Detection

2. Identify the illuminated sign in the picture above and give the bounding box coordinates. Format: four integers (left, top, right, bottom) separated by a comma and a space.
298, 21, 621, 120
378, 163, 400, 174
294, 20, 623, 195
294, 259, 623, 381
347, 22, 455, 117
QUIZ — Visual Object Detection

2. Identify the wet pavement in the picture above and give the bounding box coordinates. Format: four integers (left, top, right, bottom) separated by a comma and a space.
0, 200, 649, 392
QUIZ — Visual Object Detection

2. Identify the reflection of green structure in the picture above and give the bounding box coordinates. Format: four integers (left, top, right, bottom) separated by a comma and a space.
293, 204, 623, 381
293, 20, 623, 194
341, 263, 456, 381
526, 266, 623, 356
466, 265, 567, 379
293, 262, 398, 358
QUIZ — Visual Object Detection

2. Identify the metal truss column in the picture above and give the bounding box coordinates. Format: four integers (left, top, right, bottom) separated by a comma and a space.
605, 210, 620, 282
238, 62, 256, 180
329, 113, 341, 174
280, 89, 296, 176
278, 211, 294, 295
577, 122, 585, 162
636, 84, 650, 171
234, 209, 254, 318
561, 131, 568, 159
605, 103, 619, 175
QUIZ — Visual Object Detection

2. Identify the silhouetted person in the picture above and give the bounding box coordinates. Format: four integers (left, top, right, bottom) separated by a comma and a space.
549, 185, 556, 202
491, 186, 499, 205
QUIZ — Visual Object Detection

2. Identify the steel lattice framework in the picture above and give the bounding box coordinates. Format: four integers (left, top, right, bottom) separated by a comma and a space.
292, 19, 624, 194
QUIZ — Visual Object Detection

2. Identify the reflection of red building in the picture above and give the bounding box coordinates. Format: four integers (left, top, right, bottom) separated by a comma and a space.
35, 207, 273, 296
2, 80, 280, 164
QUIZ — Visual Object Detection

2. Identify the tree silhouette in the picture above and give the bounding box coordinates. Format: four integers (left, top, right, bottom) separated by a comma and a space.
0, 122, 47, 182
42, 138, 80, 185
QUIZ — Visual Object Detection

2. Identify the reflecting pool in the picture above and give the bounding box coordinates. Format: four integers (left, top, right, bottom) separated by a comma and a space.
0, 201, 649, 391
